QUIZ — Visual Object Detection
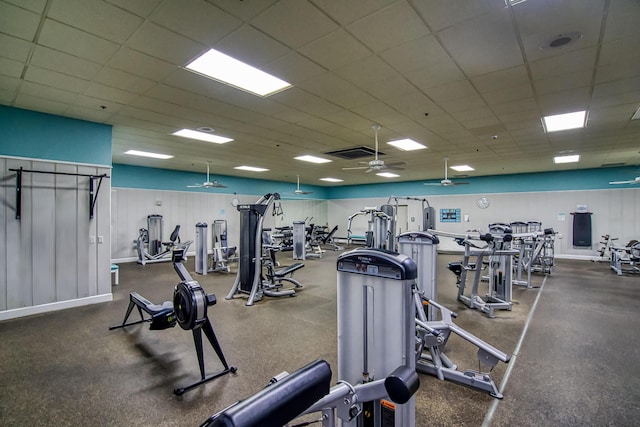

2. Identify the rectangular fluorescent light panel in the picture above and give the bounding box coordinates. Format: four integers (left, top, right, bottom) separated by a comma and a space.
185, 48, 292, 97
387, 139, 427, 151
234, 165, 269, 172
294, 155, 332, 164
450, 165, 474, 172
554, 154, 580, 164
124, 150, 173, 160
172, 129, 233, 144
377, 172, 400, 178
320, 177, 343, 182
631, 105, 640, 120
542, 111, 586, 132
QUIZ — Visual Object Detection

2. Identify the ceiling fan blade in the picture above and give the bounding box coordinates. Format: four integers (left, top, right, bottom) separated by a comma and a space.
187, 184, 203, 188
342, 166, 369, 170
423, 182, 442, 186
452, 181, 470, 185
609, 177, 640, 185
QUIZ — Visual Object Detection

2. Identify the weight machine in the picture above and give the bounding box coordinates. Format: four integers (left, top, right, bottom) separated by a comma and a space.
346, 206, 394, 249
135, 214, 192, 265
436, 229, 517, 318
610, 239, 640, 275
386, 196, 436, 249
397, 231, 510, 398
195, 220, 237, 275
226, 193, 304, 306
110, 249, 236, 395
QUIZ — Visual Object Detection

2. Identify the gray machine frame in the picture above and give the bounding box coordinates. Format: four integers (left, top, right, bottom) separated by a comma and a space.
337, 248, 417, 426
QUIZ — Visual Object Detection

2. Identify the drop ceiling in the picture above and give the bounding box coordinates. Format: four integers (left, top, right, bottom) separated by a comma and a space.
1, 0, 639, 186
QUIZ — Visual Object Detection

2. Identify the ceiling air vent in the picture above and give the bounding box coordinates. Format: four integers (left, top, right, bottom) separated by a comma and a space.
325, 146, 383, 160
601, 162, 626, 168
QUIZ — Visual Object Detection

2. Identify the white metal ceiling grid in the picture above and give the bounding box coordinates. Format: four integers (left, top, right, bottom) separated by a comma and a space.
0, 0, 638, 185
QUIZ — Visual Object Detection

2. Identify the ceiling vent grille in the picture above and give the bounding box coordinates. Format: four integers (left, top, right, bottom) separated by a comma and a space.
601, 162, 626, 168
325, 146, 383, 160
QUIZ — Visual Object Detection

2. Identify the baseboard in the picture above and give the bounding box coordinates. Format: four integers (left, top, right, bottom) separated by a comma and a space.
0, 293, 113, 322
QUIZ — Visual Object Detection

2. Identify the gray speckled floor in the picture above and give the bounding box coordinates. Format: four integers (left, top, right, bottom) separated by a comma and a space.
1, 248, 639, 426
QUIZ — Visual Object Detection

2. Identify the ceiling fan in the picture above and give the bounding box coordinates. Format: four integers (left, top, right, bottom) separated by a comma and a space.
609, 176, 640, 185
342, 125, 406, 173
188, 162, 227, 189
424, 157, 470, 187
293, 174, 313, 195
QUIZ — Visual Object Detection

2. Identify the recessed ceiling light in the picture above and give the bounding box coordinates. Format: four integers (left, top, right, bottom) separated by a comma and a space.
377, 172, 400, 178
542, 111, 587, 132
234, 165, 269, 172
554, 154, 580, 164
320, 177, 343, 182
124, 150, 173, 160
172, 129, 233, 144
387, 138, 427, 151
450, 165, 475, 172
294, 155, 332, 164
185, 48, 292, 97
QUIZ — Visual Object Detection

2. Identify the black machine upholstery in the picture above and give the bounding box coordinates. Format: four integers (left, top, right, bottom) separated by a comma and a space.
201, 359, 332, 427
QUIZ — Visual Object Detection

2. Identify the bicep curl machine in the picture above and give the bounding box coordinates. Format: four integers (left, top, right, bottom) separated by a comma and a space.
110, 249, 236, 395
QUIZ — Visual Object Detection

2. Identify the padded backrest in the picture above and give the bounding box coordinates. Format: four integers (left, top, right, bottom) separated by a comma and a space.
169, 225, 181, 242
204, 359, 331, 427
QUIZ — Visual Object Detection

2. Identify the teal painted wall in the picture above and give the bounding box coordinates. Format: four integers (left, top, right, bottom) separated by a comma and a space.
112, 163, 329, 199
113, 163, 638, 200
326, 167, 640, 199
0, 106, 112, 166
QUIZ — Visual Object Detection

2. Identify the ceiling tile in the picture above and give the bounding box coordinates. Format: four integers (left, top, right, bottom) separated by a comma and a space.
297, 73, 377, 109
534, 70, 592, 96
30, 46, 103, 80
0, 33, 32, 62
312, 0, 399, 26
48, 0, 143, 44
471, 65, 529, 93
537, 87, 591, 114
24, 66, 90, 93
125, 22, 206, 65
105, 0, 162, 17
405, 61, 466, 91
94, 67, 157, 94
426, 80, 479, 103
334, 55, 398, 87
4, 0, 46, 14
251, 0, 339, 49
0, 74, 20, 92
206, 0, 279, 21
413, 0, 503, 32
19, 81, 78, 104
215, 24, 290, 68
84, 82, 138, 105
299, 29, 371, 70
347, 2, 431, 53
150, 0, 241, 46
38, 19, 120, 63
0, 1, 40, 41
529, 47, 597, 81
14, 92, 70, 115
379, 34, 450, 73
483, 83, 534, 105
0, 56, 23, 78
270, 87, 343, 117
438, 7, 523, 76
107, 47, 177, 81
603, 0, 640, 42
264, 51, 327, 85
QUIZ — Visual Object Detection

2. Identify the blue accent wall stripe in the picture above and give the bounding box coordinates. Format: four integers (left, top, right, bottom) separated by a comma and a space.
0, 106, 112, 166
